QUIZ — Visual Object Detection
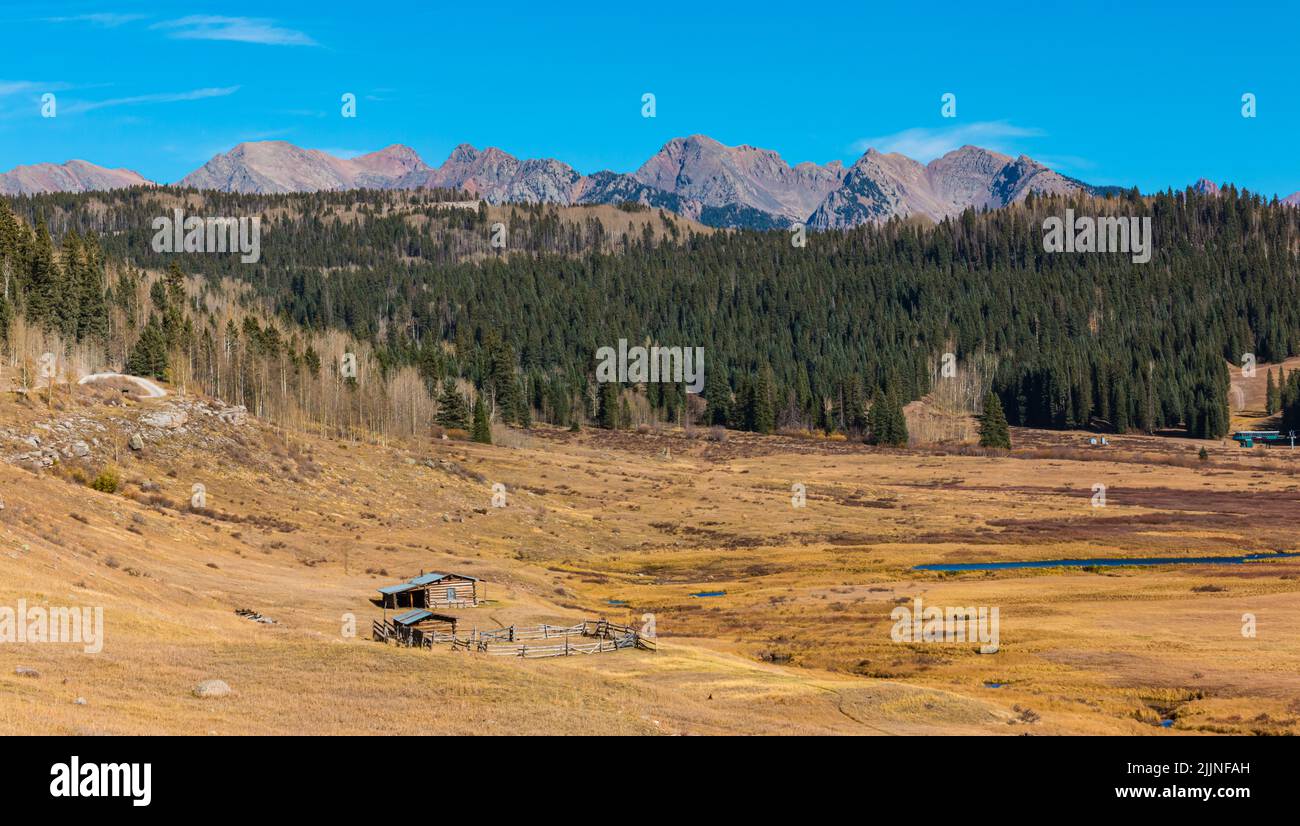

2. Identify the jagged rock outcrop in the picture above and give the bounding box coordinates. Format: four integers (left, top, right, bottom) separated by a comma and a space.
14, 137, 1115, 230
808, 145, 1088, 229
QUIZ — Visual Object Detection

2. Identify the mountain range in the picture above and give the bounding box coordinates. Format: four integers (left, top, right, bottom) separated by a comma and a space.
0, 160, 150, 196
4, 136, 1296, 229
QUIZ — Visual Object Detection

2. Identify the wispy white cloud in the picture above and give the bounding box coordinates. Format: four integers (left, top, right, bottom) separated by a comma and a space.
63, 85, 240, 114
44, 13, 148, 27
851, 121, 1046, 161
0, 80, 69, 97
152, 16, 318, 47
1034, 154, 1094, 173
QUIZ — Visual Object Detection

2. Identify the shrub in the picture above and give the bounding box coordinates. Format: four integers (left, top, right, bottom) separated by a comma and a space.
90, 466, 121, 494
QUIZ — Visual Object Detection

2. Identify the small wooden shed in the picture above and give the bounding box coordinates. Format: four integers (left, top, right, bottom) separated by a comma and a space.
390, 609, 457, 647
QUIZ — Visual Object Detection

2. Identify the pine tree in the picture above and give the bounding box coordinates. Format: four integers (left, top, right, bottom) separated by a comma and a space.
436, 378, 470, 429
891, 390, 910, 447
867, 389, 884, 443
597, 382, 619, 429
486, 335, 522, 424
471, 396, 492, 443
24, 218, 59, 330
161, 262, 188, 352
737, 368, 775, 433
569, 394, 585, 431
77, 232, 109, 342
702, 367, 730, 427
1266, 368, 1279, 416
125, 315, 168, 381
869, 386, 909, 447
838, 375, 867, 434
978, 391, 1012, 448
518, 383, 533, 428
57, 230, 84, 340
752, 367, 775, 434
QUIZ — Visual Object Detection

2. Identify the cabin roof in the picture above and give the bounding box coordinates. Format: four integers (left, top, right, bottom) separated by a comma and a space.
408, 572, 479, 585
378, 572, 480, 594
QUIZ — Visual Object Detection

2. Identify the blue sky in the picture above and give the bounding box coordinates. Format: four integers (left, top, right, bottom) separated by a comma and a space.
3, 1, 1299, 197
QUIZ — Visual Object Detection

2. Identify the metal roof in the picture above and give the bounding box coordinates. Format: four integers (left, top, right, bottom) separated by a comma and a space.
406, 573, 448, 586
391, 609, 457, 626
408, 572, 480, 586
392, 609, 434, 625
378, 572, 480, 593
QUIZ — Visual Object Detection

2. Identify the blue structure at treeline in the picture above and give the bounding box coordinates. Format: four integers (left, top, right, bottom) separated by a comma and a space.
1232, 430, 1297, 448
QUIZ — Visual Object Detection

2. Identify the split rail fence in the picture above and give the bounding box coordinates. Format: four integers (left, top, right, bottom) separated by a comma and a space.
372, 618, 655, 658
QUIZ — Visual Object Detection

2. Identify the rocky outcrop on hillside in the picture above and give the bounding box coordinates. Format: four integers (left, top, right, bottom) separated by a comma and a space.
2, 397, 248, 469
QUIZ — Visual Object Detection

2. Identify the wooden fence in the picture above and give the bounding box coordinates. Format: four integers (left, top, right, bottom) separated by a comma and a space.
373, 618, 655, 658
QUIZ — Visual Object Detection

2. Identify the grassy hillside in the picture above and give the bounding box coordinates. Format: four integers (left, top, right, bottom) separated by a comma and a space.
2, 377, 1297, 735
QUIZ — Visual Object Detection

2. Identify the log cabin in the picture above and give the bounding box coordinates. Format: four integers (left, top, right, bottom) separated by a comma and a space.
376, 572, 481, 609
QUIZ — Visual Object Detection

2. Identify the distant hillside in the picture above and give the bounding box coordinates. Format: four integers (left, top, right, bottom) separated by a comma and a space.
7, 185, 1290, 443
0, 159, 153, 195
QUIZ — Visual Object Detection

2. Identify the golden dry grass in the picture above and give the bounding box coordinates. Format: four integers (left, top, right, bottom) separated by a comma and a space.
1, 388, 1297, 735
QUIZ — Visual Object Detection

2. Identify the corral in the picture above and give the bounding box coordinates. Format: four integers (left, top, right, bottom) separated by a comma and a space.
372, 617, 655, 659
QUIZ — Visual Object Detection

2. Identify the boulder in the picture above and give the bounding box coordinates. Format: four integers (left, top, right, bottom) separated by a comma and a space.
141, 409, 188, 429
216, 406, 248, 426
192, 679, 232, 698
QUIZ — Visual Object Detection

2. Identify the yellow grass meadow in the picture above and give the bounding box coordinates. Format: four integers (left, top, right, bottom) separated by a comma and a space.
2, 374, 1298, 736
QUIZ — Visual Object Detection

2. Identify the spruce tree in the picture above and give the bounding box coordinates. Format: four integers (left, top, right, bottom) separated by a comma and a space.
57, 230, 84, 340
752, 368, 775, 434
471, 396, 492, 443
597, 382, 619, 429
435, 378, 470, 429
77, 232, 109, 342
486, 336, 522, 424
161, 262, 187, 351
838, 376, 867, 434
886, 387, 910, 447
978, 391, 1012, 448
869, 386, 909, 447
867, 390, 883, 443
25, 218, 58, 330
125, 315, 168, 381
